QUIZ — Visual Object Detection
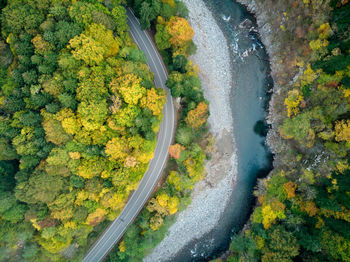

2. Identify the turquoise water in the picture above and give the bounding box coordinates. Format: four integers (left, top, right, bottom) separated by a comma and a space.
171, 1, 273, 260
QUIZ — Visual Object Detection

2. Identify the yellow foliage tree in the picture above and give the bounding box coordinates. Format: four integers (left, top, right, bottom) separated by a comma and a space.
166, 16, 194, 47
319, 206, 350, 222
113, 105, 140, 127
284, 89, 303, 117
261, 200, 286, 229
84, 23, 120, 57
336, 160, 350, 173
168, 196, 180, 215
38, 235, 72, 254
100, 192, 124, 211
261, 205, 277, 229
157, 192, 170, 207
69, 23, 119, 66
137, 151, 154, 164
150, 213, 164, 231
140, 87, 166, 116
75, 190, 89, 206
85, 208, 107, 226
334, 120, 350, 142
77, 158, 104, 179
146, 198, 169, 216
105, 136, 130, 161
119, 240, 126, 252
309, 39, 329, 50
185, 102, 209, 128
69, 33, 105, 65
167, 171, 182, 191
318, 23, 332, 39
51, 208, 73, 221
55, 108, 82, 135
298, 64, 320, 87
30, 219, 41, 231
184, 157, 196, 177
63, 221, 77, 230
109, 74, 146, 105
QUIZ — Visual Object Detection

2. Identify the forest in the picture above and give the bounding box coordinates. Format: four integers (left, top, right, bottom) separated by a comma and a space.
0, 0, 170, 260
226, 0, 350, 261
0, 0, 210, 261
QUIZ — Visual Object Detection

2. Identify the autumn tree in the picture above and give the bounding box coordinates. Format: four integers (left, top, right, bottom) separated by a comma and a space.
261, 226, 299, 262
165, 16, 194, 47
109, 74, 146, 105
168, 143, 184, 159
42, 112, 72, 146
185, 102, 209, 129
105, 136, 130, 162
140, 87, 166, 115
334, 119, 350, 142
68, 23, 119, 66
284, 89, 303, 117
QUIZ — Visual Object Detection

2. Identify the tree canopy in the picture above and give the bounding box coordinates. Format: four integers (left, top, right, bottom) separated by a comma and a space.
0, 0, 166, 260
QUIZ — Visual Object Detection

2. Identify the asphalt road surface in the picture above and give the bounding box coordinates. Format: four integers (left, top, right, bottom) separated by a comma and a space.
82, 8, 175, 262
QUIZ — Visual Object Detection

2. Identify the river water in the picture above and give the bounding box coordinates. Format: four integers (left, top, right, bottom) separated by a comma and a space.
171, 1, 273, 260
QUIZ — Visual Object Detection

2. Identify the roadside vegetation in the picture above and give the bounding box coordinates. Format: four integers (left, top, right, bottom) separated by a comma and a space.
0, 0, 167, 261
108, 0, 212, 261
224, 0, 350, 261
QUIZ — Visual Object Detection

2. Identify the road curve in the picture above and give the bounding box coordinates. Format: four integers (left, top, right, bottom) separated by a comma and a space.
82, 8, 175, 262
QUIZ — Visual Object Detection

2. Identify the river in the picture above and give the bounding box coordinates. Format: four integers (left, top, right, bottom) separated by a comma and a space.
171, 1, 273, 260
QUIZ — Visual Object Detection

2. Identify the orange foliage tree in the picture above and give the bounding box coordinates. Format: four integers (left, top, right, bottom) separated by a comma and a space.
283, 181, 297, 199
168, 143, 184, 159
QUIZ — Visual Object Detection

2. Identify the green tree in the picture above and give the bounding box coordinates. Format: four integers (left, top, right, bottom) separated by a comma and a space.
261, 226, 299, 262
15, 171, 64, 204
2, 203, 27, 223
77, 100, 108, 131
42, 116, 72, 146
58, 93, 77, 109
140, 2, 153, 30
279, 112, 312, 143
111, 5, 129, 35
175, 126, 193, 145
0, 138, 18, 160
0, 192, 16, 213
155, 23, 171, 50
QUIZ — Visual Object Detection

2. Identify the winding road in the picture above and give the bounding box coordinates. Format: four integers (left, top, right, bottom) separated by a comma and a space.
83, 8, 175, 262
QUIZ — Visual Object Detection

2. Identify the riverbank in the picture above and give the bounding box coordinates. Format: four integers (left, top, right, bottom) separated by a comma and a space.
144, 1, 238, 261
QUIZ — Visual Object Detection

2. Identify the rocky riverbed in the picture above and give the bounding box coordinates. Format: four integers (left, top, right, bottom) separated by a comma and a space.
144, 1, 238, 261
